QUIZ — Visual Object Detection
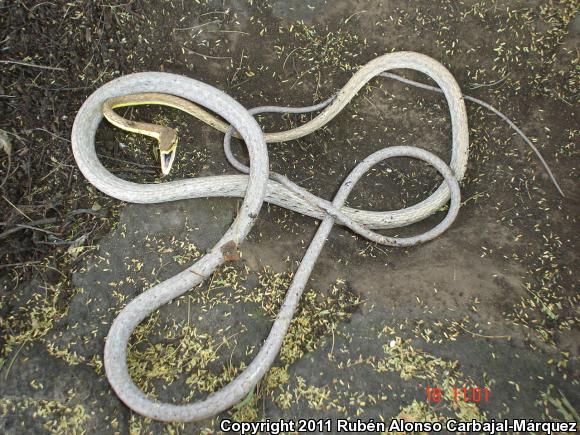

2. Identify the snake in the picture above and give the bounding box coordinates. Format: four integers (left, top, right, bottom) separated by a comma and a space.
71, 51, 559, 422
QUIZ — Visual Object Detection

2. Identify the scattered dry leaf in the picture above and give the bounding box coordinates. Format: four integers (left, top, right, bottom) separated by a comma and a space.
0, 130, 11, 157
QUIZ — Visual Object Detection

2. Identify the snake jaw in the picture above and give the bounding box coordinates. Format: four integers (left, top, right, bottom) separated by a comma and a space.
160, 144, 177, 175
158, 128, 178, 176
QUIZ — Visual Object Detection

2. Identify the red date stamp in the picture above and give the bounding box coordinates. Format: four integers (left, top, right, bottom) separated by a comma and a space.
426, 386, 490, 403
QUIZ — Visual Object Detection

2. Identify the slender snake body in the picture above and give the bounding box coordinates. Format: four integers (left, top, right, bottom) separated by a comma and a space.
71, 51, 559, 422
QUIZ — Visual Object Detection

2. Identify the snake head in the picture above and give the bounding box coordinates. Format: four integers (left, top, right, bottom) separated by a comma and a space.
158, 127, 178, 176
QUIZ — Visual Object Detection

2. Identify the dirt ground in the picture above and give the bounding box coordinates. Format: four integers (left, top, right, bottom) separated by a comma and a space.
1, 0, 579, 433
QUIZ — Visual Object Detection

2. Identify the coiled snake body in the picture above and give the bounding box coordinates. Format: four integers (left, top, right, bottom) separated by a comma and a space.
71, 51, 546, 421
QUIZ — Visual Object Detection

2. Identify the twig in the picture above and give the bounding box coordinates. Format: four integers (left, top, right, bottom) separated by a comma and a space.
28, 128, 71, 142
0, 261, 42, 270
468, 72, 510, 89
207, 29, 248, 35
30, 2, 57, 11
231, 49, 244, 83
344, 10, 367, 24
1, 195, 32, 221
0, 154, 10, 189
0, 60, 65, 71
0, 207, 109, 240
0, 217, 58, 240
15, 223, 60, 236
3, 341, 27, 379
200, 11, 228, 17
226, 76, 255, 90
186, 49, 231, 60
283, 47, 299, 70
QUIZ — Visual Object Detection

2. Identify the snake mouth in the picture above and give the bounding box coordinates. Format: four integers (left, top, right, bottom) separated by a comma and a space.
160, 149, 176, 175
